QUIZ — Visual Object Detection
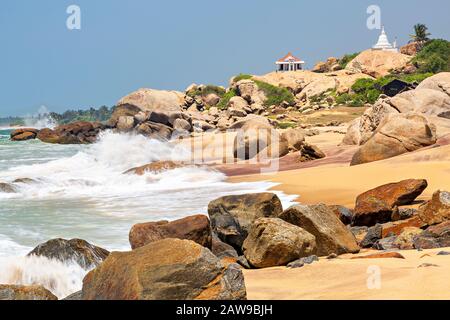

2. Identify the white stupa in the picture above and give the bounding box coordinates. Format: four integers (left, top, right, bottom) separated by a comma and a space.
373, 26, 398, 52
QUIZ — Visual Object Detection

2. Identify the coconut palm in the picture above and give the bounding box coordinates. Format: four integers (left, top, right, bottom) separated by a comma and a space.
410, 24, 431, 43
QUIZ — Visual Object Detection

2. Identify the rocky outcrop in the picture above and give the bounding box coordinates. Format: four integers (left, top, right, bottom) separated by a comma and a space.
393, 227, 422, 250
123, 161, 184, 175
298, 143, 326, 161
416, 72, 450, 97
10, 128, 39, 141
381, 216, 425, 238
0, 182, 16, 193
345, 50, 411, 78
234, 80, 267, 105
37, 122, 106, 144
28, 238, 109, 270
281, 128, 305, 151
389, 89, 450, 116
413, 221, 450, 249
350, 113, 437, 165
279, 204, 360, 256
418, 190, 450, 226
81, 239, 246, 300
400, 42, 422, 56
0, 285, 57, 300
129, 215, 212, 250
352, 179, 428, 226
312, 57, 342, 73
242, 218, 316, 268
328, 205, 353, 225
208, 193, 283, 251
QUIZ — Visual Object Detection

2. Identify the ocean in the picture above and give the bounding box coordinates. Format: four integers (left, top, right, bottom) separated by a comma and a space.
0, 128, 296, 298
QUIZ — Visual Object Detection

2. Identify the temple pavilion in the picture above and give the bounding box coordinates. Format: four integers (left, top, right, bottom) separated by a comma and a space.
275, 52, 305, 71
373, 26, 398, 52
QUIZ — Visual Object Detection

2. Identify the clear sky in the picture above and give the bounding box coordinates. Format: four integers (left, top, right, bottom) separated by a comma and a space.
1, 0, 450, 116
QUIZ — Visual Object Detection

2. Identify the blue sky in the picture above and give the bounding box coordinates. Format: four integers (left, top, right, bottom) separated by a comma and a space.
1, 0, 450, 116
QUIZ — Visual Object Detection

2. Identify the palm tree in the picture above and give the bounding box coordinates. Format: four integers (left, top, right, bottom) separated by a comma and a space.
410, 24, 431, 43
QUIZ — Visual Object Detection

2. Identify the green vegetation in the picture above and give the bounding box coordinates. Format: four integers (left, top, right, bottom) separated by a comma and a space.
186, 85, 226, 98
412, 39, 450, 74
410, 23, 431, 43
277, 121, 297, 129
49, 106, 113, 124
338, 52, 359, 69
334, 73, 433, 107
216, 88, 238, 110
253, 80, 295, 107
0, 116, 25, 127
232, 74, 253, 83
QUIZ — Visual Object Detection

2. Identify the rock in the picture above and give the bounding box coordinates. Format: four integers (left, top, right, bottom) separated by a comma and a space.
242, 218, 317, 268
279, 204, 360, 256
27, 238, 109, 270
349, 226, 369, 244
235, 80, 266, 105
350, 113, 437, 165
328, 205, 353, 225
381, 79, 416, 97
203, 93, 221, 106
416, 72, 450, 96
352, 179, 428, 227
381, 216, 425, 238
63, 291, 83, 300
37, 121, 106, 144
437, 251, 450, 256
360, 224, 382, 248
299, 143, 326, 161
392, 208, 417, 222
298, 77, 336, 102
281, 128, 305, 151
312, 57, 341, 73
13, 178, 36, 184
116, 116, 136, 131
388, 89, 450, 116
110, 88, 184, 127
236, 256, 252, 269
128, 215, 212, 250
172, 118, 192, 132
193, 120, 216, 132
287, 255, 319, 268
351, 252, 405, 260
345, 50, 411, 78
81, 239, 247, 300
418, 263, 440, 268
393, 227, 423, 250
413, 221, 450, 249
10, 128, 39, 141
134, 111, 150, 123
227, 96, 249, 118
0, 285, 58, 300
400, 42, 422, 56
0, 182, 16, 193
136, 121, 173, 140
418, 190, 450, 226
208, 193, 283, 251
373, 236, 397, 250
123, 160, 183, 175
211, 233, 239, 259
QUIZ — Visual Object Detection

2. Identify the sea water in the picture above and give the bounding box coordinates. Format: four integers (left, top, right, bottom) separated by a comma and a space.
0, 129, 297, 298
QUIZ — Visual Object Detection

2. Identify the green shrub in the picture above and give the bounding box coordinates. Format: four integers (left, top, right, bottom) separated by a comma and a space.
277, 122, 297, 129
216, 89, 238, 110
233, 74, 253, 83
412, 39, 450, 73
339, 52, 360, 69
253, 80, 295, 107
335, 93, 352, 105
187, 85, 226, 98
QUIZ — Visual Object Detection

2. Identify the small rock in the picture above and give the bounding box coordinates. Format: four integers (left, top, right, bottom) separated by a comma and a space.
351, 252, 405, 259
437, 251, 450, 256
287, 255, 319, 268
418, 263, 440, 268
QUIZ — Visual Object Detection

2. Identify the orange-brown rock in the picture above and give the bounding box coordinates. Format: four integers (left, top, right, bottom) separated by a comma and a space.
352, 179, 428, 227
351, 252, 405, 260
400, 42, 422, 56
37, 121, 106, 144
0, 285, 57, 300
123, 160, 184, 175
129, 214, 212, 249
381, 216, 426, 238
418, 190, 450, 226
413, 221, 450, 249
81, 239, 246, 300
279, 204, 360, 256
10, 128, 39, 141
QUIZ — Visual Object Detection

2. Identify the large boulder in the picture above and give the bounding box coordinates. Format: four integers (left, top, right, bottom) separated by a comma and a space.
227, 96, 250, 118
413, 221, 450, 249
418, 190, 450, 226
351, 113, 437, 165
393, 227, 422, 250
208, 193, 283, 251
235, 80, 266, 105
27, 238, 109, 270
281, 128, 306, 151
352, 179, 428, 227
388, 89, 450, 117
135, 121, 173, 140
81, 239, 246, 300
129, 215, 212, 250
279, 204, 360, 256
37, 122, 106, 144
345, 50, 411, 78
110, 88, 184, 127
0, 285, 57, 300
416, 72, 450, 97
242, 218, 316, 268
381, 216, 426, 238
0, 182, 16, 193
10, 128, 39, 141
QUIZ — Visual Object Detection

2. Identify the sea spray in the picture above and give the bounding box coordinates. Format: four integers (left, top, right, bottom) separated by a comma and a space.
23, 106, 57, 129
0, 255, 87, 299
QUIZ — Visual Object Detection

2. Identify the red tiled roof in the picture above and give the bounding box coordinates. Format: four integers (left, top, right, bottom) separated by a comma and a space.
277, 52, 302, 63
